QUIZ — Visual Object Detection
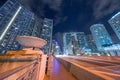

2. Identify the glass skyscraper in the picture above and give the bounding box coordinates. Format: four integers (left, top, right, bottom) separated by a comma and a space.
32, 17, 43, 37
52, 40, 61, 55
0, 0, 35, 53
108, 12, 120, 40
90, 24, 113, 51
85, 35, 98, 53
40, 18, 53, 54
63, 32, 88, 55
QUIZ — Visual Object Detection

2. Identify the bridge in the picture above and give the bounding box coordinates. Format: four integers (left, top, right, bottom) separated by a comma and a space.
0, 52, 120, 80
56, 56, 120, 80
0, 36, 120, 80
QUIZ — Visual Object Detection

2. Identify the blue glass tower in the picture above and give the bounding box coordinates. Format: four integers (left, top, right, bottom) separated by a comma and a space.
90, 24, 113, 51
40, 18, 53, 54
85, 35, 98, 53
63, 32, 88, 55
108, 12, 120, 40
52, 40, 61, 55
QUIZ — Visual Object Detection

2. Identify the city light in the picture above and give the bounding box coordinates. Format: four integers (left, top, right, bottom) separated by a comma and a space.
90, 24, 113, 51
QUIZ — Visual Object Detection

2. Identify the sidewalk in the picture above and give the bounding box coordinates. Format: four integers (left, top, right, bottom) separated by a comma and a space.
44, 56, 77, 80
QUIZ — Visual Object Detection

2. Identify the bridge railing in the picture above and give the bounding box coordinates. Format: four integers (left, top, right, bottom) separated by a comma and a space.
0, 54, 47, 80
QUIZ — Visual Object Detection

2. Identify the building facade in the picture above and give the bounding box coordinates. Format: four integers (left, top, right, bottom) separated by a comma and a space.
32, 17, 43, 37
108, 12, 120, 40
0, 0, 36, 53
52, 40, 61, 55
85, 35, 98, 53
90, 24, 113, 51
63, 32, 89, 55
40, 18, 53, 54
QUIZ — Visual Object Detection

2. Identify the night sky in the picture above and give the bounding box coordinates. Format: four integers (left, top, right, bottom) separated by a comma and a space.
1, 0, 120, 46
17, 0, 120, 34
1, 0, 120, 34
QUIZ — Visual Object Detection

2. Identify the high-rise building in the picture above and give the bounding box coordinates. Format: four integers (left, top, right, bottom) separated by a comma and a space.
63, 32, 88, 55
108, 12, 120, 40
0, 0, 35, 53
76, 32, 89, 53
32, 17, 43, 37
90, 24, 113, 51
52, 40, 61, 55
85, 35, 98, 53
40, 18, 53, 54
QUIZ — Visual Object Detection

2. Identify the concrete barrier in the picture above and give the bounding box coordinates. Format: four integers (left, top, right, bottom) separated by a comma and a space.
0, 51, 47, 80
57, 58, 117, 80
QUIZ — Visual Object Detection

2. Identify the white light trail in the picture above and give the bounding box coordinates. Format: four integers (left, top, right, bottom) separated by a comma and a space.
0, 6, 22, 40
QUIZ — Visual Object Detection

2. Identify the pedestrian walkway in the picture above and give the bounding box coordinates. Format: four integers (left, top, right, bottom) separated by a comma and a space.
44, 57, 77, 80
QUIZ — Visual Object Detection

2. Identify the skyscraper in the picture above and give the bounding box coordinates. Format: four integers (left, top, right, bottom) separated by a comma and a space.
0, 0, 35, 53
90, 24, 113, 51
63, 32, 88, 55
52, 40, 61, 55
40, 18, 53, 54
63, 32, 73, 55
108, 12, 120, 40
76, 32, 89, 53
32, 17, 43, 37
85, 35, 98, 53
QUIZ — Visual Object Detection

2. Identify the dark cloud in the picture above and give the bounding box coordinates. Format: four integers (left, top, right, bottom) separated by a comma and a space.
0, 0, 120, 47
18, 0, 32, 11
19, 0, 120, 35
20, 0, 64, 25
93, 0, 120, 20
54, 15, 68, 26
42, 0, 62, 11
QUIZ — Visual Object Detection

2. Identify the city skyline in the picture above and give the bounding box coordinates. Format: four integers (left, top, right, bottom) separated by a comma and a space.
0, 0, 120, 54
17, 0, 120, 47
1, 0, 120, 35
0, 0, 53, 54
0, 0, 120, 80
63, 32, 90, 55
